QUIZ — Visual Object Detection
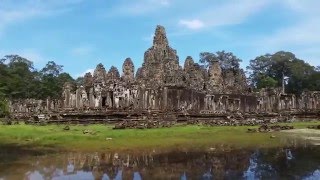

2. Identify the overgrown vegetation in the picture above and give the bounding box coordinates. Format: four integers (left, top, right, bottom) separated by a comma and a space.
0, 122, 319, 152
246, 51, 320, 94
0, 98, 9, 118
0, 55, 77, 100
199, 50, 320, 94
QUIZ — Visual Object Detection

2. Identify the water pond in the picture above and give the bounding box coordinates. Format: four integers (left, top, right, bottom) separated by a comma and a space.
0, 144, 320, 180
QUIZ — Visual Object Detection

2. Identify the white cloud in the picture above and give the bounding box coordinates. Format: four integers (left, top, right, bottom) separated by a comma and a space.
0, 48, 50, 71
0, 49, 45, 63
19, 49, 45, 63
178, 0, 270, 30
107, 0, 172, 16
281, 0, 320, 13
0, 0, 83, 35
296, 48, 320, 66
70, 46, 94, 56
249, 0, 320, 66
179, 19, 205, 30
75, 68, 94, 78
142, 33, 154, 42
159, 0, 171, 6
261, 20, 320, 47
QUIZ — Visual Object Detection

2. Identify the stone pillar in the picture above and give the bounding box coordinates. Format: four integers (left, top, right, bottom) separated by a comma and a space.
64, 90, 70, 108
236, 99, 240, 111
151, 90, 156, 109
114, 96, 119, 108
177, 89, 181, 110
205, 96, 209, 110
212, 96, 216, 111
50, 101, 54, 111
70, 94, 74, 108
225, 97, 229, 112
144, 90, 148, 109
89, 88, 94, 108
46, 99, 50, 111
76, 89, 81, 109
163, 87, 168, 110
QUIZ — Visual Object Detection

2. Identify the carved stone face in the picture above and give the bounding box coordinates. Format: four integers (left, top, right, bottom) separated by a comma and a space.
153, 25, 168, 48
123, 63, 133, 76
93, 64, 107, 83
184, 57, 194, 71
123, 64, 130, 74
122, 58, 134, 83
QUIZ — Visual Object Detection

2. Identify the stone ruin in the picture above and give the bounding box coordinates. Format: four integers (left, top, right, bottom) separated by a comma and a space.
8, 25, 320, 125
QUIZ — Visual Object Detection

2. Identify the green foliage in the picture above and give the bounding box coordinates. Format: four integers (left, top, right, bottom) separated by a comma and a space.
256, 76, 278, 89
0, 90, 9, 117
37, 62, 75, 99
75, 77, 84, 86
40, 61, 63, 77
0, 55, 36, 99
0, 55, 75, 100
306, 71, 320, 91
200, 50, 242, 70
247, 51, 319, 94
0, 96, 9, 117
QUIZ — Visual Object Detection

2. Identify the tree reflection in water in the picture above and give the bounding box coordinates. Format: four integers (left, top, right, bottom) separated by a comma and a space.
0, 146, 320, 179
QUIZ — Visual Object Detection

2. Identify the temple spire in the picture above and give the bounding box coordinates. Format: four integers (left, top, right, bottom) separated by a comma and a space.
153, 25, 169, 48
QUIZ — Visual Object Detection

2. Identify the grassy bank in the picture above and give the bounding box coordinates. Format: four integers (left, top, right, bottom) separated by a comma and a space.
0, 121, 319, 152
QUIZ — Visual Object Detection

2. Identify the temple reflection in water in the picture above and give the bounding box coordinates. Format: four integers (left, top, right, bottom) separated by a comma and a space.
1, 146, 320, 179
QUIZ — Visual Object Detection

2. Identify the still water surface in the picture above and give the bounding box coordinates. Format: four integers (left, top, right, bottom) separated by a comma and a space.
0, 145, 320, 180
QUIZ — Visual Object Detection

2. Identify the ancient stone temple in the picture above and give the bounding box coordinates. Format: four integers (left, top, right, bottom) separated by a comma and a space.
122, 58, 135, 84
207, 60, 224, 93
137, 25, 182, 87
8, 25, 320, 122
222, 69, 248, 94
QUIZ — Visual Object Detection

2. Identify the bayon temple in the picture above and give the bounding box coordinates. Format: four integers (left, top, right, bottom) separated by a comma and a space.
9, 25, 320, 123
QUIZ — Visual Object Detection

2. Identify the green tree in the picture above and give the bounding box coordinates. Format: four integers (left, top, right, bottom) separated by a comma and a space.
75, 76, 84, 86
0, 55, 75, 104
0, 92, 9, 117
256, 76, 278, 89
0, 55, 37, 99
0, 59, 9, 96
40, 61, 63, 77
247, 51, 317, 94
38, 61, 74, 99
200, 50, 242, 71
306, 72, 320, 92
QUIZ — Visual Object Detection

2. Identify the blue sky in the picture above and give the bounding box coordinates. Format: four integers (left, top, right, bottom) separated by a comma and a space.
0, 0, 319, 78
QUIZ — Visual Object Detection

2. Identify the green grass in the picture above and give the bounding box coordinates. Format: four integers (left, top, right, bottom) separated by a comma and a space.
0, 121, 319, 152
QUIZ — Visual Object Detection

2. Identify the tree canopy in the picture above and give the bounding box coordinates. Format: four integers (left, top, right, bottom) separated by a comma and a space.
199, 50, 242, 71
247, 51, 319, 94
0, 55, 75, 101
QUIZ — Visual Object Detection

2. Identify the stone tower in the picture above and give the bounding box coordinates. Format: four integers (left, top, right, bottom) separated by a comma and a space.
107, 66, 120, 82
137, 25, 180, 87
183, 56, 206, 91
93, 63, 107, 84
122, 57, 135, 84
153, 25, 169, 49
207, 60, 224, 93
